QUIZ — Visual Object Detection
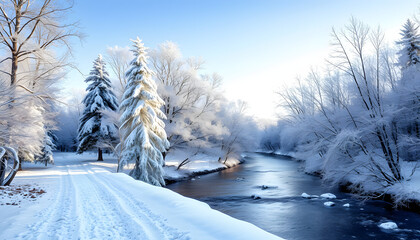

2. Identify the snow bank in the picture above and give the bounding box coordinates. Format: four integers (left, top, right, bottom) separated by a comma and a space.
106, 173, 280, 239
52, 151, 243, 183
0, 152, 280, 240
387, 162, 420, 204
341, 161, 420, 206
256, 149, 298, 159
262, 145, 420, 207
164, 149, 243, 182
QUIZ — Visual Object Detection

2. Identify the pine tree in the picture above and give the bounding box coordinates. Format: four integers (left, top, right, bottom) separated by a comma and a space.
397, 19, 420, 67
77, 55, 119, 161
119, 38, 169, 186
396, 19, 420, 157
36, 131, 57, 166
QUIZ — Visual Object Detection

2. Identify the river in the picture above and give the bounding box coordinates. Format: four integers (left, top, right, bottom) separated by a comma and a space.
166, 152, 420, 240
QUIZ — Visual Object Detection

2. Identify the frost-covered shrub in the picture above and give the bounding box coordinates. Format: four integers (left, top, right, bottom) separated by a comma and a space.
262, 19, 420, 203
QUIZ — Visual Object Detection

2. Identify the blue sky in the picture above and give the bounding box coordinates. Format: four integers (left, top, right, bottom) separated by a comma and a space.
65, 0, 419, 121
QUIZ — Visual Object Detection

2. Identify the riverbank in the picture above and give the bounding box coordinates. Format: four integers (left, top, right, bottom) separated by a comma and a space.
164, 150, 244, 184
338, 183, 420, 214
259, 150, 420, 213
168, 152, 420, 240
52, 151, 245, 184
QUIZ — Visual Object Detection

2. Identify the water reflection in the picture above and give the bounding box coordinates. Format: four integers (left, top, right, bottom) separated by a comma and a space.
166, 153, 420, 240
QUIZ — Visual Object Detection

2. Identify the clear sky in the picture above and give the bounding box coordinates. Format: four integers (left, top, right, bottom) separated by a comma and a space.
64, 0, 419, 122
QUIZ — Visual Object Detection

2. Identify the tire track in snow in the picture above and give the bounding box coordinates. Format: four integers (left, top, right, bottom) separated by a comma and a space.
83, 165, 189, 240
67, 164, 150, 240
14, 162, 189, 240
17, 166, 78, 240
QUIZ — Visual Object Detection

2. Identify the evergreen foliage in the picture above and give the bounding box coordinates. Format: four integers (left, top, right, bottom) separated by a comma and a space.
36, 131, 58, 166
396, 19, 420, 161
119, 38, 169, 186
77, 55, 119, 155
397, 19, 420, 67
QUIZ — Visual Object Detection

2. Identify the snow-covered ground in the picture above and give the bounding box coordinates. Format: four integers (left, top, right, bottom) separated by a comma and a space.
0, 152, 280, 240
164, 149, 242, 181
54, 151, 242, 183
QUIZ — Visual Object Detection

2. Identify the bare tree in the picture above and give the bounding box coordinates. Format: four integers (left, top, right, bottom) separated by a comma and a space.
0, 0, 79, 173
105, 45, 132, 99
0, 0, 78, 86
272, 19, 414, 202
219, 100, 250, 164
328, 18, 404, 183
149, 42, 225, 157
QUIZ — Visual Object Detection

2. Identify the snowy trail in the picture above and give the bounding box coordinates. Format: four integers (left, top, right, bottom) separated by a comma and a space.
0, 154, 282, 240
16, 163, 184, 240
73, 164, 185, 240
18, 165, 79, 240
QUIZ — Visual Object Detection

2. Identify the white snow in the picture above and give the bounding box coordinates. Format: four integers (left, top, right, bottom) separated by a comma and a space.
323, 201, 335, 207
118, 38, 169, 186
343, 203, 350, 207
164, 149, 242, 181
301, 193, 311, 198
300, 193, 311, 198
320, 193, 336, 199
0, 152, 280, 240
378, 222, 398, 230
257, 22, 420, 206
301, 192, 318, 198
386, 162, 420, 203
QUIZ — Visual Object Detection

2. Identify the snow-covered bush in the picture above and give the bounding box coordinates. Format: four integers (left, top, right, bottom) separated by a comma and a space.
36, 131, 58, 166
259, 123, 282, 152
261, 18, 420, 204
217, 100, 259, 162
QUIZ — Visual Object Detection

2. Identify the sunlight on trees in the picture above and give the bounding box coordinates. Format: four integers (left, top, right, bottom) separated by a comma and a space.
0, 0, 79, 183
264, 18, 420, 204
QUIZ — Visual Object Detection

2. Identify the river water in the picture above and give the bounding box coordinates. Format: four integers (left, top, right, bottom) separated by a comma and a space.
166, 153, 420, 240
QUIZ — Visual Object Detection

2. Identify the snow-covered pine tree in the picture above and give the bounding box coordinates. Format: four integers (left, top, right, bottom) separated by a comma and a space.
36, 131, 57, 166
397, 19, 420, 67
396, 19, 420, 158
119, 38, 169, 186
77, 55, 119, 161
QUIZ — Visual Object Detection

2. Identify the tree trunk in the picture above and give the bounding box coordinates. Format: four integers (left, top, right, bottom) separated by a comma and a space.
97, 148, 103, 161
11, 2, 22, 86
